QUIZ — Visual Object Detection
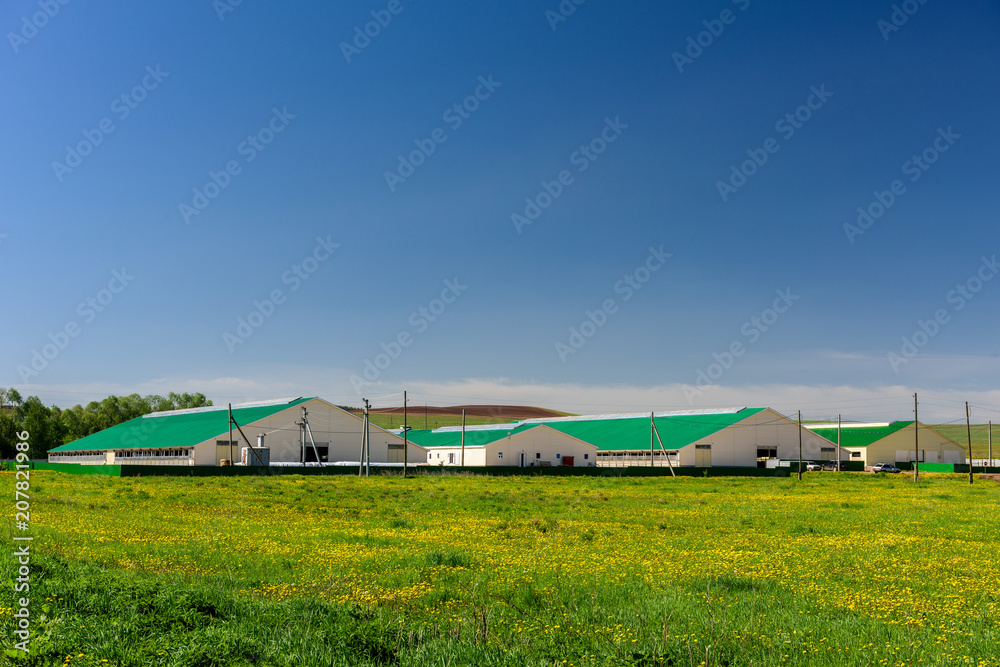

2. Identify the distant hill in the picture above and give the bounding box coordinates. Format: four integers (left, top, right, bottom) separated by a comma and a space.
353, 405, 572, 430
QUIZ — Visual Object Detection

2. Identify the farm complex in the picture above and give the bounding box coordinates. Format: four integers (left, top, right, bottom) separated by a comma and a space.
42, 399, 891, 471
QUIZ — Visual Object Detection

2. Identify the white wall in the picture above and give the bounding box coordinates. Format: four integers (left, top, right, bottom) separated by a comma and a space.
192, 399, 425, 466
686, 409, 840, 467
487, 426, 596, 467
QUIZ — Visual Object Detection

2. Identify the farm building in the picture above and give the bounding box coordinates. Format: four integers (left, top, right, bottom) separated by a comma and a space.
406, 408, 846, 468
804, 421, 966, 466
47, 397, 425, 467
406, 423, 598, 467
522, 408, 846, 468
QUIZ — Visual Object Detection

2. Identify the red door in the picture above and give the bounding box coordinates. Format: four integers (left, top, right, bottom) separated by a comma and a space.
562, 456, 574, 467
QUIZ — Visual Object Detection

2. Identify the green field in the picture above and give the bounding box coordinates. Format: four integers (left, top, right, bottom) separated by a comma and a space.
3, 471, 999, 666
928, 424, 997, 458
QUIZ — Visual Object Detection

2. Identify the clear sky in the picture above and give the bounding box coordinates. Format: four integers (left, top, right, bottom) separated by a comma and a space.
2, 0, 998, 422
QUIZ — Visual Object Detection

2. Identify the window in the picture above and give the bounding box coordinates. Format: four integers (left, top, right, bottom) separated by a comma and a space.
497, 452, 503, 459
584, 454, 589, 460
535, 452, 541, 459
851, 452, 861, 458
556, 453, 561, 459
448, 453, 455, 464
436, 453, 441, 459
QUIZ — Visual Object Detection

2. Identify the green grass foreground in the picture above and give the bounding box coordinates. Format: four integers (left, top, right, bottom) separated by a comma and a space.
2, 471, 999, 666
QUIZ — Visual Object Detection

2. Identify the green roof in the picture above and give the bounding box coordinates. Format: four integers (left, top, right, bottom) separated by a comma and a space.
806, 421, 912, 448
535, 409, 766, 452
49, 398, 313, 453
404, 424, 539, 449
406, 409, 767, 453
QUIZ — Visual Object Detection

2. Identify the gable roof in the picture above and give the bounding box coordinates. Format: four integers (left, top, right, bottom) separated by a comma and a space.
405, 408, 768, 452
534, 408, 767, 451
49, 397, 313, 453
405, 423, 540, 449
804, 421, 912, 448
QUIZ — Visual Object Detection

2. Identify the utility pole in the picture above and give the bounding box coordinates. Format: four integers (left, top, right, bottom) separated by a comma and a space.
650, 412, 655, 467
403, 391, 408, 479
228, 403, 234, 465
364, 399, 371, 477
460, 409, 466, 467
913, 393, 919, 482
837, 414, 842, 473
797, 410, 803, 481
966, 402, 973, 485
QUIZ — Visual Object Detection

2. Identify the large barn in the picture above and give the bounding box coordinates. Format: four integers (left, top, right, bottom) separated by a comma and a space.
47, 397, 425, 467
804, 421, 966, 466
406, 408, 846, 468
526, 408, 845, 468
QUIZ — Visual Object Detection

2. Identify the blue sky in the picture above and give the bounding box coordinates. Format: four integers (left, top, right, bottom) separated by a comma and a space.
2, 0, 999, 422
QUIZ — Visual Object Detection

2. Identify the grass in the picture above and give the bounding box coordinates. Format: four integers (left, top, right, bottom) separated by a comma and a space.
2, 471, 999, 665
928, 423, 997, 458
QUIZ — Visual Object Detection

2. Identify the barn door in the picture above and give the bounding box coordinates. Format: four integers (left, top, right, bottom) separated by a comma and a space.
695, 444, 712, 467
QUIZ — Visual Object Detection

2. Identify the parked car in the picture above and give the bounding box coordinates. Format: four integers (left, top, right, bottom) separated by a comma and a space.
871, 463, 901, 473
821, 461, 847, 471
805, 462, 823, 471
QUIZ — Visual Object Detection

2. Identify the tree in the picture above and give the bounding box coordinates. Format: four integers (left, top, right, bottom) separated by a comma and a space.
0, 387, 216, 456
168, 392, 213, 410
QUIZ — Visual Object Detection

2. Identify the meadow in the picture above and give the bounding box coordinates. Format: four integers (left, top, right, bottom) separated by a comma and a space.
2, 471, 999, 666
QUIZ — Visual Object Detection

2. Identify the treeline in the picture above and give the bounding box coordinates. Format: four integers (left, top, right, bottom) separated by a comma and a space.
0, 388, 212, 459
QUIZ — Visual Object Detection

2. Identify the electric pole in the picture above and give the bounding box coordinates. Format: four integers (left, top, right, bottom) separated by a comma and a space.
364, 398, 371, 477
460, 409, 466, 467
837, 414, 842, 472
913, 393, 919, 482
403, 391, 408, 479
797, 410, 803, 481
966, 402, 973, 485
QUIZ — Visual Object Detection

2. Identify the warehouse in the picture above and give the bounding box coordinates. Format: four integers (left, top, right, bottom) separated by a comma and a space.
47, 397, 425, 466
804, 421, 965, 467
406, 423, 598, 467
523, 408, 846, 468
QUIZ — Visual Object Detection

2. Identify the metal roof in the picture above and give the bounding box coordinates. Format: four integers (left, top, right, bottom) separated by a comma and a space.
536, 408, 766, 451
405, 424, 538, 449
804, 421, 913, 448
49, 397, 313, 453
407, 408, 767, 452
